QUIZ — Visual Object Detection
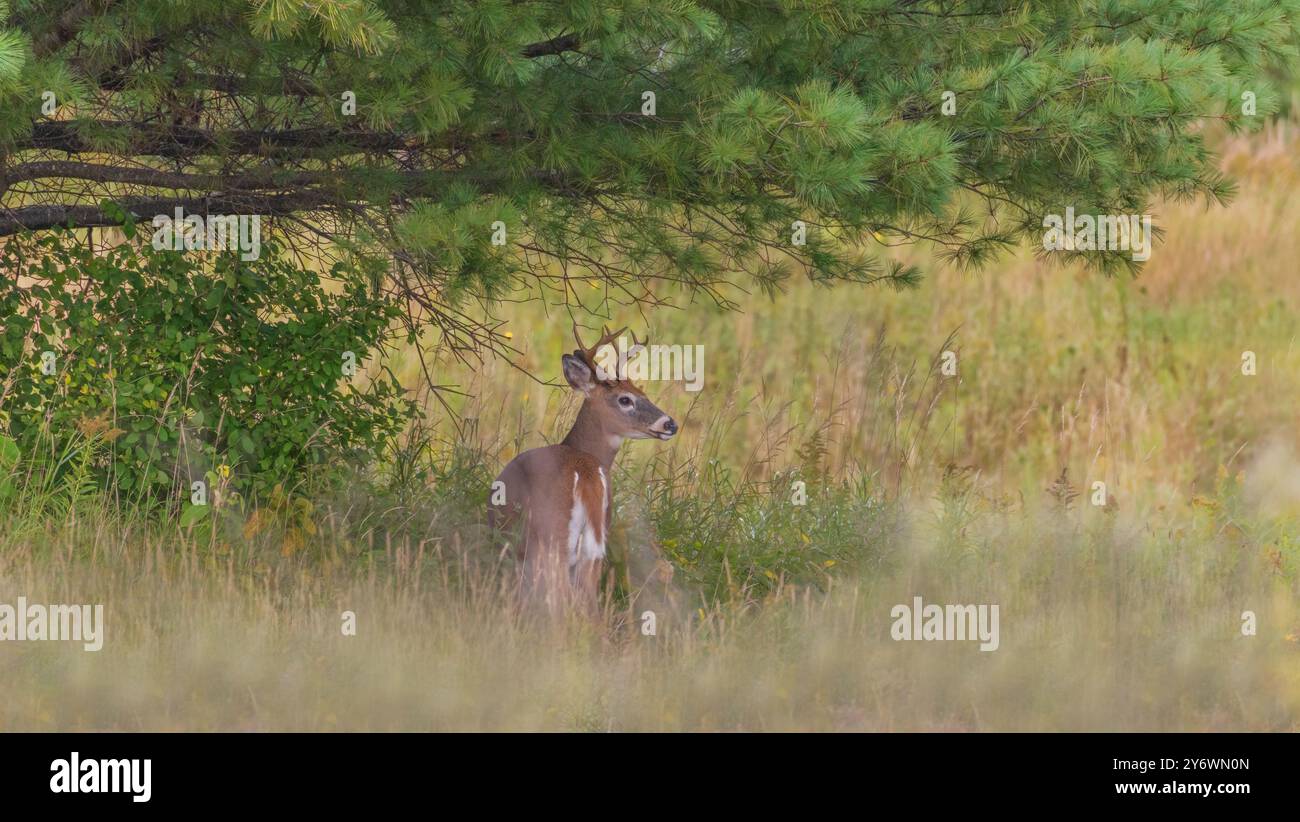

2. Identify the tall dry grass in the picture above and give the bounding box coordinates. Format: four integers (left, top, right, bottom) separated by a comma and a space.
1, 484, 1295, 731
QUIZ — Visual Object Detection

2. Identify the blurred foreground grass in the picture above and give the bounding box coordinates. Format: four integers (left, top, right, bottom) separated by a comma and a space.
2, 481, 1297, 730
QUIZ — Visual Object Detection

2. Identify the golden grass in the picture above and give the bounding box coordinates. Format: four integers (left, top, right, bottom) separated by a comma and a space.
2, 494, 1296, 731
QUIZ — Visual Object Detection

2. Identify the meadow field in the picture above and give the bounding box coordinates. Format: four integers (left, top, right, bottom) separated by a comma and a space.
2, 123, 1299, 731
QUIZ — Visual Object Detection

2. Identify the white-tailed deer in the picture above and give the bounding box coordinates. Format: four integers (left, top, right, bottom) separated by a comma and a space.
489, 324, 677, 610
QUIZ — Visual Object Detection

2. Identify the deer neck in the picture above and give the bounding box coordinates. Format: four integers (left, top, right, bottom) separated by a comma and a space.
561, 400, 622, 471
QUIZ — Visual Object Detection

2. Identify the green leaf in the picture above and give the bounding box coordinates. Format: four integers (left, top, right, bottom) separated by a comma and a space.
179, 502, 210, 527
0, 435, 18, 468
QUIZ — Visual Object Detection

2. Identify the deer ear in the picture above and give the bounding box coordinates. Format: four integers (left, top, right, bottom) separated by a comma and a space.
562, 353, 596, 394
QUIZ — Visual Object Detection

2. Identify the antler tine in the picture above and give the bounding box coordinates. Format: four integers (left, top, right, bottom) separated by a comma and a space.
598, 325, 627, 349
629, 329, 649, 350
573, 322, 591, 355
573, 322, 628, 368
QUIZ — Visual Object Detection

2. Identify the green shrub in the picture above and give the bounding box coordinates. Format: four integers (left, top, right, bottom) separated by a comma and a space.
643, 459, 896, 599
0, 228, 413, 514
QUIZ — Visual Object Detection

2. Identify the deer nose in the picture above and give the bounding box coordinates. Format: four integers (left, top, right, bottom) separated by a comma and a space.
649, 415, 677, 438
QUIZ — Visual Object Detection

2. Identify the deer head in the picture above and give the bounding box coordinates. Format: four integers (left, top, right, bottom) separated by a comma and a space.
562, 324, 677, 441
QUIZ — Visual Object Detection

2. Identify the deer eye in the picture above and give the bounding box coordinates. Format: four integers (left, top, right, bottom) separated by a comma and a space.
618, 395, 634, 409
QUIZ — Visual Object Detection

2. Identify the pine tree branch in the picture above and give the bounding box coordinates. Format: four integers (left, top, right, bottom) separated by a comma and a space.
1, 161, 511, 196
0, 165, 574, 236
0, 191, 343, 236
3, 161, 329, 190
21, 121, 414, 157
521, 33, 581, 58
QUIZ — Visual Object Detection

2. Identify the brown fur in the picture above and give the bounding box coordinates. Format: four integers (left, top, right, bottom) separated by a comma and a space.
488, 326, 676, 612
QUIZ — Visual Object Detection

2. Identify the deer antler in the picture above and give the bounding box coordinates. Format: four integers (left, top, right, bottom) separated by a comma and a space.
572, 323, 627, 372
628, 329, 649, 356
